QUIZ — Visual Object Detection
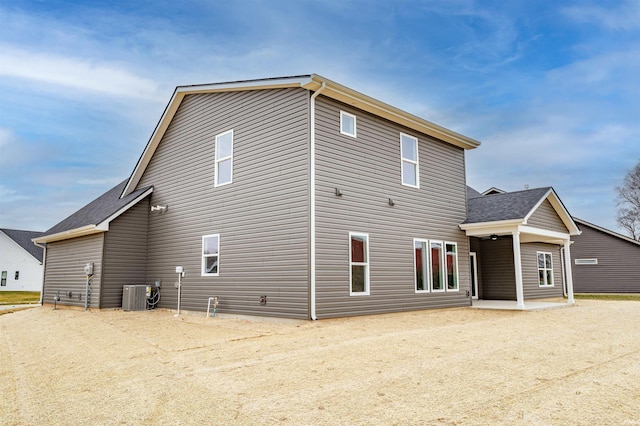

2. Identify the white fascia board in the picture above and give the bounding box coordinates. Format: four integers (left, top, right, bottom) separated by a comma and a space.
122, 88, 184, 197
518, 225, 571, 242
121, 76, 314, 198
522, 188, 553, 224
523, 188, 581, 236
97, 186, 154, 231
32, 225, 102, 244
459, 219, 523, 236
308, 74, 481, 150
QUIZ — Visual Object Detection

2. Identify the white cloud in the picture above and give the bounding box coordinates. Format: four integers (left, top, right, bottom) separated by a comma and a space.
0, 184, 29, 203
562, 0, 640, 31
0, 45, 162, 100
546, 50, 640, 96
0, 127, 14, 147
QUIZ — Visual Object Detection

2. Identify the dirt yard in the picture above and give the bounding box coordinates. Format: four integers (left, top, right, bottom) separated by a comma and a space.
1, 300, 639, 425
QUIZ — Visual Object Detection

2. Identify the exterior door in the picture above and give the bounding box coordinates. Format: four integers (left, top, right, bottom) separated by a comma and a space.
470, 252, 479, 300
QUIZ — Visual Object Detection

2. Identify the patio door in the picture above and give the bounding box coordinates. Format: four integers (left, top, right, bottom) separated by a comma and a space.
470, 252, 479, 300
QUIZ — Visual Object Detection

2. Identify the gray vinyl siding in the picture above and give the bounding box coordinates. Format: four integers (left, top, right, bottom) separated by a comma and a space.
314, 96, 471, 318
42, 233, 104, 308
520, 243, 564, 299
572, 224, 640, 293
528, 200, 568, 233
136, 88, 310, 318
477, 237, 516, 300
101, 197, 150, 308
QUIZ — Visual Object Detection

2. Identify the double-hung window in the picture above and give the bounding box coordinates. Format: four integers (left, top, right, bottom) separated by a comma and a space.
537, 252, 554, 287
349, 232, 369, 295
413, 240, 459, 292
340, 111, 357, 137
1, 271, 6, 286
202, 234, 220, 276
215, 130, 233, 186
400, 133, 419, 187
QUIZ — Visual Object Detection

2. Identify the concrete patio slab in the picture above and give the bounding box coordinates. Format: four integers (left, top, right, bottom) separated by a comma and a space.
471, 299, 573, 311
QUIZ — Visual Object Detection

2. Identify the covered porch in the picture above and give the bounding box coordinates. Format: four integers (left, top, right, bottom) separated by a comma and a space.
462, 186, 582, 310
463, 223, 577, 309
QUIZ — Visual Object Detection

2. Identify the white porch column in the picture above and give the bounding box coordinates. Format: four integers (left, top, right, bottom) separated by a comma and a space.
512, 231, 525, 309
564, 240, 575, 304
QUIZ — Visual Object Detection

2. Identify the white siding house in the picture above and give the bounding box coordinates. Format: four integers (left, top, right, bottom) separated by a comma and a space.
0, 229, 44, 292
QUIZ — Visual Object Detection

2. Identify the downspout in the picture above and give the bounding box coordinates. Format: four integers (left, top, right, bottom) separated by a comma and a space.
309, 81, 326, 320
34, 242, 46, 305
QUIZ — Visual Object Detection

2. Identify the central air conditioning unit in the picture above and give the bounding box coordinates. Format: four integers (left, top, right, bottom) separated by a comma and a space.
122, 285, 147, 311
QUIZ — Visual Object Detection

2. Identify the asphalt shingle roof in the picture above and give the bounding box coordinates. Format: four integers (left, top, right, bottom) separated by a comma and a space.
1, 228, 44, 261
464, 187, 551, 224
43, 180, 152, 237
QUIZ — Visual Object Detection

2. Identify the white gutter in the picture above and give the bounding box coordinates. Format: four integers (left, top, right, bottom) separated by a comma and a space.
309, 82, 326, 321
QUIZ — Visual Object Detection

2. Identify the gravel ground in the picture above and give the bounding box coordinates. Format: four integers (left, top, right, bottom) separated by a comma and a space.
1, 300, 639, 425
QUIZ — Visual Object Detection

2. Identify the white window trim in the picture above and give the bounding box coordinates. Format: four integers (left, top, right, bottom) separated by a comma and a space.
202, 234, 220, 277
575, 258, 598, 265
537, 251, 554, 287
445, 241, 459, 292
430, 240, 446, 292
400, 133, 419, 188
349, 232, 370, 296
340, 111, 357, 137
414, 238, 430, 293
214, 129, 233, 187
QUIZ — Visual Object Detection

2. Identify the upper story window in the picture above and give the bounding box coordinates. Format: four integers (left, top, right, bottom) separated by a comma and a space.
340, 111, 357, 137
202, 234, 220, 276
400, 133, 419, 187
349, 232, 370, 295
537, 252, 554, 287
215, 130, 233, 187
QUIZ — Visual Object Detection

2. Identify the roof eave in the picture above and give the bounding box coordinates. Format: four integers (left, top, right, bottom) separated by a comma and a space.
36, 187, 153, 244
308, 74, 481, 150
33, 225, 102, 244
574, 217, 640, 246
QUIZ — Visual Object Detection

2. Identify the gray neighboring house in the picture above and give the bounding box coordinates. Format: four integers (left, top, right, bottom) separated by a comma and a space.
34, 74, 581, 318
571, 218, 640, 293
0, 228, 44, 291
462, 187, 581, 308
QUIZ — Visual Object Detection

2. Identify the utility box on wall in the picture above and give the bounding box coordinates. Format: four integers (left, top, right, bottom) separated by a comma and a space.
122, 285, 147, 311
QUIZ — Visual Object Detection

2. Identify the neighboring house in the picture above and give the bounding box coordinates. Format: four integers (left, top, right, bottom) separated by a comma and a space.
33, 74, 580, 318
571, 218, 640, 293
0, 228, 44, 291
462, 187, 581, 308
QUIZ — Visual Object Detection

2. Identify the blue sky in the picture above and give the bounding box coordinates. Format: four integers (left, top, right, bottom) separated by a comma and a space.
1, 0, 638, 234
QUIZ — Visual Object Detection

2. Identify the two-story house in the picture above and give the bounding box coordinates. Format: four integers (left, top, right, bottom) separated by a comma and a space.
33, 75, 580, 318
